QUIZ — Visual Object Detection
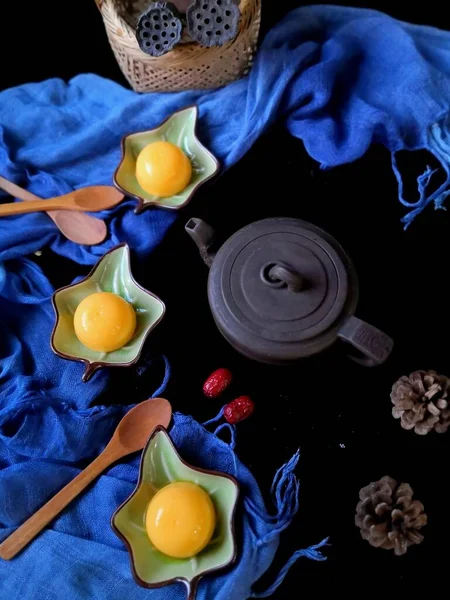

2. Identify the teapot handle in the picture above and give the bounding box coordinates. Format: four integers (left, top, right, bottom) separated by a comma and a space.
338, 316, 393, 367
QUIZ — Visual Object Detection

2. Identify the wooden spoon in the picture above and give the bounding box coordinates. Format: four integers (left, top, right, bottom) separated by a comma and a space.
0, 397, 172, 561
0, 176, 108, 245
0, 185, 124, 217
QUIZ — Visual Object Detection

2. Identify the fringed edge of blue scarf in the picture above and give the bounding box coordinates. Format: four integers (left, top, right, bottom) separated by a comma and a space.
392, 114, 450, 228
204, 414, 330, 598
244, 450, 329, 598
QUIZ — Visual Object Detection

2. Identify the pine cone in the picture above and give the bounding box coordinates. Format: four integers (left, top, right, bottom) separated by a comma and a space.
391, 370, 450, 435
355, 476, 427, 556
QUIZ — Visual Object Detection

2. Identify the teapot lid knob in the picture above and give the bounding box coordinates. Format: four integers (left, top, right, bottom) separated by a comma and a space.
262, 263, 304, 293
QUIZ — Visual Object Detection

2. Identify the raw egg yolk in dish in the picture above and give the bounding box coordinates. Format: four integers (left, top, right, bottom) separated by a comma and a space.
135, 141, 192, 198
73, 292, 136, 353
145, 481, 216, 559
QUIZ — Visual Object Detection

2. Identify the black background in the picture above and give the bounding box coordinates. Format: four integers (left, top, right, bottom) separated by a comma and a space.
1, 0, 449, 596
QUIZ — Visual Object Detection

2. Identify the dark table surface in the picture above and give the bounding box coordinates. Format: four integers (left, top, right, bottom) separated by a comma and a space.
1, 0, 449, 596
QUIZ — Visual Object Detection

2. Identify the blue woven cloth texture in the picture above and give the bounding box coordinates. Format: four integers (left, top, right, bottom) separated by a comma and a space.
2, 4, 450, 598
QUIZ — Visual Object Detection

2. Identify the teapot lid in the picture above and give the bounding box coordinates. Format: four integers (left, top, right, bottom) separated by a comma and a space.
207, 218, 358, 363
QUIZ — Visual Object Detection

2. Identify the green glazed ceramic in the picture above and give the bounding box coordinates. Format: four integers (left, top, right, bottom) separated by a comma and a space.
112, 427, 239, 599
51, 244, 165, 382
114, 106, 219, 213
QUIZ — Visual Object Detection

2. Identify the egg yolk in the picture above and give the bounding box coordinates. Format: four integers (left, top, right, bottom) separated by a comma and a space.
73, 292, 136, 353
145, 482, 216, 559
135, 141, 192, 198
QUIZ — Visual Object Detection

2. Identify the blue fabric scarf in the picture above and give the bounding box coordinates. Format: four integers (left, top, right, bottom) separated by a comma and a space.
2, 4, 450, 598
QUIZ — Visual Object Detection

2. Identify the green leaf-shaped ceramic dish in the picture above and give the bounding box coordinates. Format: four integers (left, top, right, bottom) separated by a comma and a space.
112, 427, 239, 599
51, 244, 165, 382
114, 106, 219, 213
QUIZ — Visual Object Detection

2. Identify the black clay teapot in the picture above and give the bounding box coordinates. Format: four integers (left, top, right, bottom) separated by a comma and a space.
185, 217, 393, 366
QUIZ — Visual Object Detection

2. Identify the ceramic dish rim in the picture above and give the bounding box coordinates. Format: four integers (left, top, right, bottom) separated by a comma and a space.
111, 425, 239, 597
50, 242, 166, 383
113, 105, 220, 214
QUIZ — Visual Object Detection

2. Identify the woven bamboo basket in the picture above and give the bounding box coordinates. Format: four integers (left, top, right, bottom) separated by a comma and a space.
95, 0, 261, 92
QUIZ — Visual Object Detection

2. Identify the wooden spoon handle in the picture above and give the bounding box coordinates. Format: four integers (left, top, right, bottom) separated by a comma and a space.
0, 450, 117, 560
0, 176, 38, 202
0, 197, 79, 216
0, 176, 108, 245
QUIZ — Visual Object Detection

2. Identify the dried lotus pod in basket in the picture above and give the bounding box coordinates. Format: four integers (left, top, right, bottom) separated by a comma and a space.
187, 0, 241, 47
355, 476, 427, 556
96, 0, 261, 92
136, 2, 182, 57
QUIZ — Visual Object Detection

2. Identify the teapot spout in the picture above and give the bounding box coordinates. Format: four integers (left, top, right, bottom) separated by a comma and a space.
185, 218, 216, 268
